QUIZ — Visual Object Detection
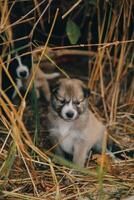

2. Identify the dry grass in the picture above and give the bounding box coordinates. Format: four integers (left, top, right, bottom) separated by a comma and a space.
0, 0, 134, 199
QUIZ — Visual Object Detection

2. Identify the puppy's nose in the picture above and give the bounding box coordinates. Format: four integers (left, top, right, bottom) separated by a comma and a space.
19, 71, 28, 78
66, 111, 74, 119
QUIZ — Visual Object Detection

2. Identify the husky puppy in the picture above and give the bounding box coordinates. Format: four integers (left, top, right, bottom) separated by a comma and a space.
47, 78, 106, 167
11, 60, 60, 102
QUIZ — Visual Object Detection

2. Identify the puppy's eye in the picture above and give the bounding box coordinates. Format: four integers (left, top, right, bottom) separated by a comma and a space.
59, 99, 65, 104
75, 101, 81, 105
75, 98, 84, 105
56, 96, 65, 104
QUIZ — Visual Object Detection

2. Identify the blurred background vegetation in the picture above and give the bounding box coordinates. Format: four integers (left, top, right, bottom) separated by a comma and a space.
0, 0, 134, 199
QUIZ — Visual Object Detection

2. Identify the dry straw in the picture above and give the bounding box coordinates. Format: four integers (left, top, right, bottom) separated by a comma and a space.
0, 0, 134, 199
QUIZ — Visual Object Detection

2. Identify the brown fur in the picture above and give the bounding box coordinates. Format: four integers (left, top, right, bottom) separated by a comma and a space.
25, 67, 59, 101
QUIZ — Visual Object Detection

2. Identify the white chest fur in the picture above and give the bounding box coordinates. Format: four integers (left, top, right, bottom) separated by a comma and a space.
50, 119, 78, 154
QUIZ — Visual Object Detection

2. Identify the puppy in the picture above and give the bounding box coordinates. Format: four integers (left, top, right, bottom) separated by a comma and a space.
47, 78, 106, 167
12, 61, 60, 102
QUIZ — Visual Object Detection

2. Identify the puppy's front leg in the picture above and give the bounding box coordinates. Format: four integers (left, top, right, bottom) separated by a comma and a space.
50, 136, 65, 157
34, 76, 50, 101
73, 139, 90, 167
40, 79, 51, 102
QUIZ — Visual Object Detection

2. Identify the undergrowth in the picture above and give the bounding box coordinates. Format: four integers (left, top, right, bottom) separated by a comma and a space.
0, 0, 134, 199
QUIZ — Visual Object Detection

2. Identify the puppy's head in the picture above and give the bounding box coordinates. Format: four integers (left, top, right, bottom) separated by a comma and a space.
51, 78, 90, 121
15, 54, 31, 79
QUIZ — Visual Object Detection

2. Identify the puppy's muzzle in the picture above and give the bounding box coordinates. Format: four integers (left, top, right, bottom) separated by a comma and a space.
61, 101, 78, 121
65, 111, 75, 119
19, 70, 28, 78
17, 66, 29, 79
16, 55, 30, 79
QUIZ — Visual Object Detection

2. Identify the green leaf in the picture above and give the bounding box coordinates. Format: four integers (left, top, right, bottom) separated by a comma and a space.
88, 0, 97, 6
66, 19, 81, 45
0, 142, 16, 179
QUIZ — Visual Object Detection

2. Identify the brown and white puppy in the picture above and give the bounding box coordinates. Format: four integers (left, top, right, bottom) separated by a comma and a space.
47, 78, 106, 167
12, 67, 60, 102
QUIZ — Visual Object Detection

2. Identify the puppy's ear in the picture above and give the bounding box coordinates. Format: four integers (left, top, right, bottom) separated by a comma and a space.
83, 87, 90, 98
51, 82, 60, 95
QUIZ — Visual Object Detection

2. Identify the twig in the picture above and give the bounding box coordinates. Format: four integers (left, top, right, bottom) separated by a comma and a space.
62, 0, 82, 19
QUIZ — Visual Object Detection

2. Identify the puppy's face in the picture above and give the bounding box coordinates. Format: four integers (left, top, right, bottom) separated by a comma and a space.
51, 78, 90, 121
15, 55, 31, 79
